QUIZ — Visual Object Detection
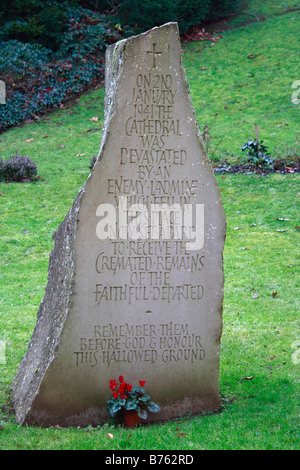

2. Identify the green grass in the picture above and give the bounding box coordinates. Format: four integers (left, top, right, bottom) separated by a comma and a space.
0, 1, 299, 450
184, 4, 300, 164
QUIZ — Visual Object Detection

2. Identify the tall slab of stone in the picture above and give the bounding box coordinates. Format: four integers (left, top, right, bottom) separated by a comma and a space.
12, 22, 226, 427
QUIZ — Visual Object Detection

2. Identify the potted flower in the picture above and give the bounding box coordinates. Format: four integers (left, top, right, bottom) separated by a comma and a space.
107, 376, 161, 426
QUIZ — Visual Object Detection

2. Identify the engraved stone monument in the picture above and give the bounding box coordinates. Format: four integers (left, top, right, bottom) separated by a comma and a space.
12, 22, 226, 426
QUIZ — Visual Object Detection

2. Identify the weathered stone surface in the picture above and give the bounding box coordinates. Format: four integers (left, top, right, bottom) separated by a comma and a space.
12, 22, 226, 427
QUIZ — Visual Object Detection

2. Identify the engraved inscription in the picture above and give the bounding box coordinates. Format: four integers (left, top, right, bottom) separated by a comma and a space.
74, 322, 205, 367
73, 36, 212, 371
92, 61, 206, 307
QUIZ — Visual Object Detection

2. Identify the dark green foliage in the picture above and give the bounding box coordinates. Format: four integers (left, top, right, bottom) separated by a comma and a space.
176, 0, 211, 32
0, 40, 51, 75
107, 386, 161, 420
0, 152, 38, 182
209, 0, 242, 21
117, 0, 244, 33
241, 139, 273, 170
118, 0, 177, 33
0, 1, 78, 50
0, 6, 120, 130
59, 8, 114, 59
0, 0, 245, 130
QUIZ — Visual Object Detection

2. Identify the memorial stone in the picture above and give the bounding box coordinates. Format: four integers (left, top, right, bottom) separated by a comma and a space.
12, 22, 226, 426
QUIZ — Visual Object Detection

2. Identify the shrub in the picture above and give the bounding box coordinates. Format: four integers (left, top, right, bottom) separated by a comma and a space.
58, 7, 115, 59
0, 7, 120, 131
209, 0, 242, 21
0, 0, 77, 51
116, 0, 244, 33
0, 152, 38, 182
118, 0, 177, 33
0, 40, 52, 76
241, 139, 273, 170
176, 0, 211, 32
0, 1, 245, 131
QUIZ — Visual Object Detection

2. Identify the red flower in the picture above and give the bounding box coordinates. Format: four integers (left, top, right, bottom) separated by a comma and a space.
139, 380, 146, 387
109, 379, 118, 391
119, 382, 126, 394
119, 375, 124, 383
126, 383, 132, 392
113, 392, 119, 399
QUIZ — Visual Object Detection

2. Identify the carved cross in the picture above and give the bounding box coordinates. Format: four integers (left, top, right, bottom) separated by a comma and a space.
147, 43, 162, 68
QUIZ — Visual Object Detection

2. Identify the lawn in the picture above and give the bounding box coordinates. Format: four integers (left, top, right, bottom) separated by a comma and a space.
0, 1, 299, 450
183, 2, 300, 165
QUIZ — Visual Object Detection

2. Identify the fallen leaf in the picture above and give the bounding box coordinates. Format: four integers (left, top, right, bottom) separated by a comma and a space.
295, 226, 300, 231
54, 424, 64, 429
272, 292, 277, 297
0, 193, 5, 197
25, 138, 33, 143
234, 227, 240, 230
43, 135, 49, 138
177, 432, 187, 438
90, 117, 99, 121
277, 217, 290, 221
252, 292, 259, 299
242, 376, 254, 380
58, 145, 65, 148
276, 228, 288, 232
76, 153, 85, 157
107, 433, 114, 439
267, 355, 276, 361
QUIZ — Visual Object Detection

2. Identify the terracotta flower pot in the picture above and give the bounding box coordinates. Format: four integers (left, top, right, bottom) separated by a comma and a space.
122, 410, 141, 427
